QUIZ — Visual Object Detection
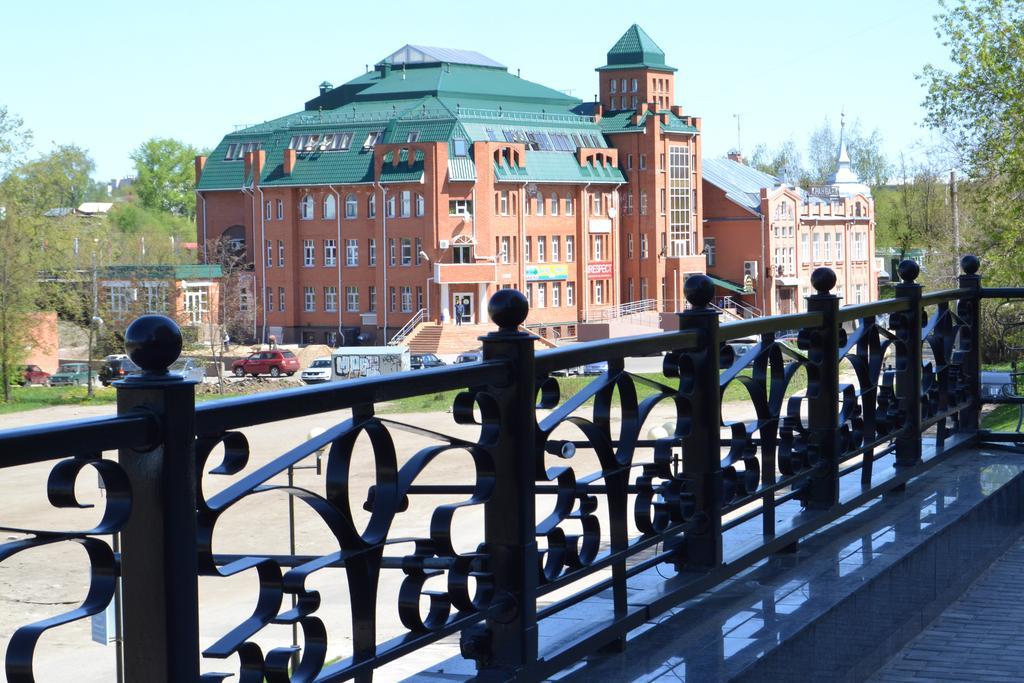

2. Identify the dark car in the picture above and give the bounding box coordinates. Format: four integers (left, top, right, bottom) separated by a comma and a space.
99, 355, 140, 386
411, 353, 445, 370
231, 349, 300, 377
19, 364, 50, 386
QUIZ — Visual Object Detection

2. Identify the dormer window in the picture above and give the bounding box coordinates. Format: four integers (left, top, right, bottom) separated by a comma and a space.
363, 131, 384, 149
406, 131, 420, 143
452, 138, 468, 157
224, 141, 262, 160
289, 133, 352, 151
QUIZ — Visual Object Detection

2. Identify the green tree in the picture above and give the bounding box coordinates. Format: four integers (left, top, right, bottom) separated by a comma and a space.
875, 155, 949, 260
131, 137, 200, 219
750, 138, 804, 184
920, 0, 1024, 284
0, 105, 32, 174
10, 144, 97, 212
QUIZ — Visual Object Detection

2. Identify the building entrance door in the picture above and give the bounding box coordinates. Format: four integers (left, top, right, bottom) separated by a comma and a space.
453, 292, 474, 325
779, 287, 794, 314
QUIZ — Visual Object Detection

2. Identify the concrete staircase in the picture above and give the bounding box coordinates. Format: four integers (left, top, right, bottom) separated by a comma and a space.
403, 322, 556, 354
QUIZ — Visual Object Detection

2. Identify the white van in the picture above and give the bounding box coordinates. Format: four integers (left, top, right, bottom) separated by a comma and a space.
331, 346, 410, 380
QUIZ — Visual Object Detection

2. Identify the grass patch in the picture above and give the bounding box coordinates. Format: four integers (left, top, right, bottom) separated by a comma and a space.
982, 404, 1024, 432
377, 369, 810, 415
0, 385, 117, 414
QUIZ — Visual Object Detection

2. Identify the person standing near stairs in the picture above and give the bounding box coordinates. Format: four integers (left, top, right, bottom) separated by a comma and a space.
454, 299, 465, 326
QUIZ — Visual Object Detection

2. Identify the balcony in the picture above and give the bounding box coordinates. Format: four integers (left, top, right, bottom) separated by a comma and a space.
433, 261, 497, 284
2, 256, 1022, 681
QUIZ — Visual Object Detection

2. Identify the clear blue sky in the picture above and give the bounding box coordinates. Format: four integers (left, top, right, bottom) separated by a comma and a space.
0, 0, 951, 182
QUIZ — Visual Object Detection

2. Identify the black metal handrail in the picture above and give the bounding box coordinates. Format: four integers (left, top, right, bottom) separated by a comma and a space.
2, 254, 1024, 682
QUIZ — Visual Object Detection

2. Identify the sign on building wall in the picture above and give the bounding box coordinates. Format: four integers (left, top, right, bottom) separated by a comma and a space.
807, 186, 841, 200
586, 262, 613, 279
525, 264, 569, 281
589, 218, 612, 234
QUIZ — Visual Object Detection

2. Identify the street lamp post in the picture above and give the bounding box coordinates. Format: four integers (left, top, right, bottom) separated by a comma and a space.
87, 250, 98, 397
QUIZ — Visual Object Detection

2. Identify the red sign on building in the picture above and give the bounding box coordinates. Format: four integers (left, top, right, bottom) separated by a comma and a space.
586, 262, 614, 279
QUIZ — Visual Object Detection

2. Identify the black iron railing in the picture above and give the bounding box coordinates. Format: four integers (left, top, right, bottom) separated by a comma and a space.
0, 256, 1020, 681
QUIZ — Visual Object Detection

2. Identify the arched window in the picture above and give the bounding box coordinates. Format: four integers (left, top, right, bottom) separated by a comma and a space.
535, 192, 544, 216
264, 200, 272, 221
346, 194, 358, 219
550, 192, 559, 216
299, 194, 314, 220
368, 194, 377, 218
275, 199, 283, 220
323, 194, 336, 220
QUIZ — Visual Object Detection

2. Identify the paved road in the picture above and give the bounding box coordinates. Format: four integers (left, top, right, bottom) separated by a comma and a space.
870, 534, 1024, 682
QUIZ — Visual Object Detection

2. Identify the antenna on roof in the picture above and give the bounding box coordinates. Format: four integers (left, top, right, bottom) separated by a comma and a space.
733, 113, 742, 154
517, 68, 521, 78
365, 64, 369, 73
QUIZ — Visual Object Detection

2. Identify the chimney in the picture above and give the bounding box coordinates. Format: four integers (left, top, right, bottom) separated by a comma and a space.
639, 102, 649, 116
727, 150, 745, 165
319, 80, 333, 96
252, 149, 266, 185
671, 105, 683, 117
194, 155, 207, 183
283, 148, 297, 176
594, 103, 603, 123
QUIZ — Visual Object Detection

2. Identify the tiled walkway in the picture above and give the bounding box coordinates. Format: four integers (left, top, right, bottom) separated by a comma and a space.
870, 534, 1024, 682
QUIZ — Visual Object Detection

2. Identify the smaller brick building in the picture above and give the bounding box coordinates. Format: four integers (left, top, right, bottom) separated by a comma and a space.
96, 264, 226, 342
702, 125, 876, 316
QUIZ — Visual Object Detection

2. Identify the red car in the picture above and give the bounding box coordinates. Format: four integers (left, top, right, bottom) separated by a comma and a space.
231, 350, 300, 378
20, 365, 50, 386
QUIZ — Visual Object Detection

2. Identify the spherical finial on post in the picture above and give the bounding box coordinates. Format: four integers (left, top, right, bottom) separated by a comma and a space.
488, 288, 529, 333
683, 274, 715, 309
810, 267, 837, 296
960, 254, 980, 275
124, 314, 183, 376
898, 259, 920, 284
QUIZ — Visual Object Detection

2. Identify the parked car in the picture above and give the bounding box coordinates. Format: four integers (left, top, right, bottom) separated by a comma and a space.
301, 357, 333, 384
551, 365, 580, 377
981, 371, 1017, 399
231, 349, 300, 378
454, 351, 482, 364
727, 339, 758, 357
99, 354, 140, 386
581, 360, 609, 375
169, 357, 206, 383
411, 353, 445, 370
49, 362, 91, 387
19, 364, 50, 386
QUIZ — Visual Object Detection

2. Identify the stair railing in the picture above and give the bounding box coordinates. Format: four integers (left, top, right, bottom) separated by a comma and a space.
388, 308, 428, 345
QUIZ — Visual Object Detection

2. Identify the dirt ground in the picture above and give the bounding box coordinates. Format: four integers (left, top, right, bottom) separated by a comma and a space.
0, 385, 773, 681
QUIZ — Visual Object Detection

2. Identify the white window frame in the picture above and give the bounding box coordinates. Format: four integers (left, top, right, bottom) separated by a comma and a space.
566, 235, 575, 262
567, 281, 575, 306
345, 194, 358, 219
325, 286, 338, 312
300, 194, 314, 220
551, 235, 560, 262
303, 239, 315, 267
324, 239, 337, 267
304, 286, 316, 312
323, 194, 337, 220
346, 239, 358, 266
346, 286, 359, 312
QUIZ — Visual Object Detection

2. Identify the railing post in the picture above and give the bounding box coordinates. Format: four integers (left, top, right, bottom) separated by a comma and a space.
675, 275, 722, 568
958, 254, 982, 433
467, 289, 538, 680
114, 315, 200, 682
894, 260, 924, 469
801, 268, 841, 509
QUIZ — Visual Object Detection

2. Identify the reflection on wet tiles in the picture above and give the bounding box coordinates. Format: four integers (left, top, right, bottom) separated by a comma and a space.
544, 450, 1024, 683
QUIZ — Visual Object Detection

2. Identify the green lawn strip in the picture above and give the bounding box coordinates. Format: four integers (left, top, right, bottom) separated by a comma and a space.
377, 369, 811, 415
981, 404, 1024, 432
0, 386, 117, 414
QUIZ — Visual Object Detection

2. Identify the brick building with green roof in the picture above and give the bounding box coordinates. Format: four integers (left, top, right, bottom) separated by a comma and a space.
196, 26, 704, 345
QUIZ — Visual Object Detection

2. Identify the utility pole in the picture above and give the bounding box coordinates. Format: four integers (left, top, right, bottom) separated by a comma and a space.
733, 114, 742, 153
87, 251, 97, 397
950, 170, 960, 280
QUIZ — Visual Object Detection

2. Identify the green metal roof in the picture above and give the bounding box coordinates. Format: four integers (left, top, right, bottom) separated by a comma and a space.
597, 109, 698, 135
598, 25, 676, 72
493, 152, 625, 185
447, 157, 476, 182
707, 275, 748, 294
99, 264, 223, 280
379, 149, 425, 184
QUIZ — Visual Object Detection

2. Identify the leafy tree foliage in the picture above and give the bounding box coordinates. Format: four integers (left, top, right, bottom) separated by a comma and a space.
874, 155, 950, 260
749, 118, 890, 189
8, 144, 98, 212
920, 0, 1024, 285
131, 137, 200, 219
